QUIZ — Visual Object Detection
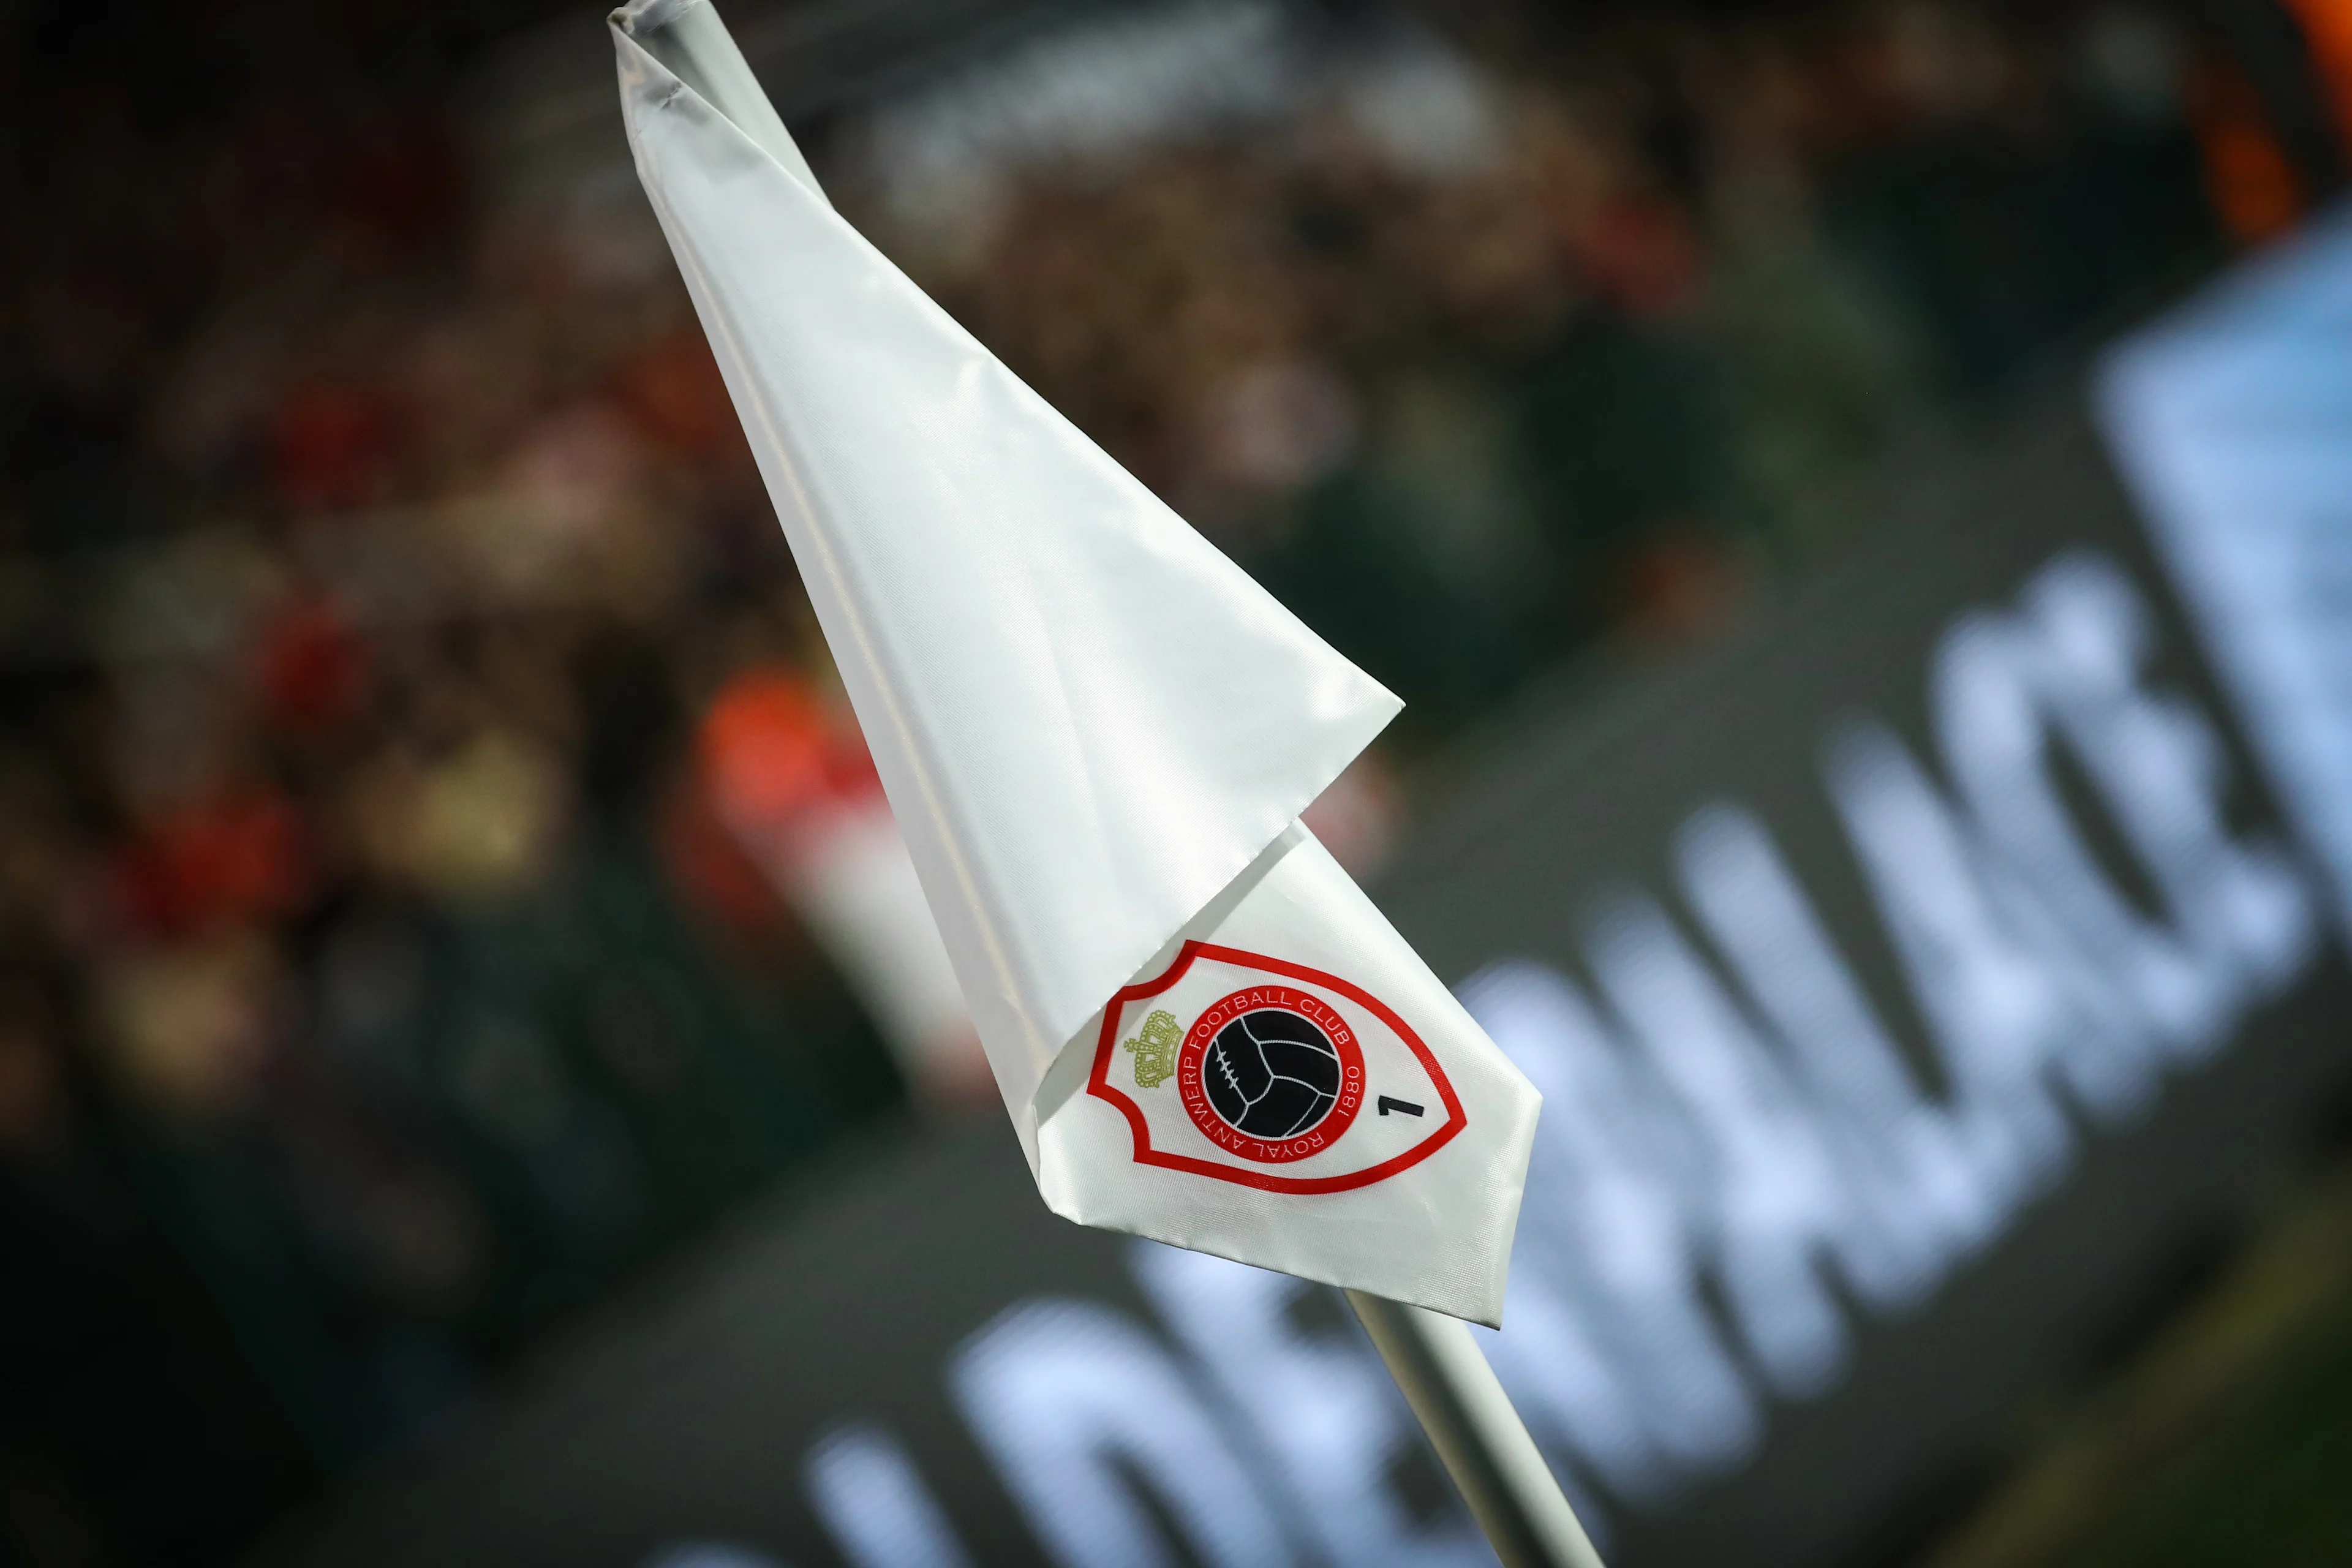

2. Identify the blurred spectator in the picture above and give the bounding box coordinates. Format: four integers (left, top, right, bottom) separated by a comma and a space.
698, 665, 992, 1109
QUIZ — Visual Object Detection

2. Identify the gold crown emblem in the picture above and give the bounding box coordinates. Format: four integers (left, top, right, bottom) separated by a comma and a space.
1121, 1008, 1182, 1089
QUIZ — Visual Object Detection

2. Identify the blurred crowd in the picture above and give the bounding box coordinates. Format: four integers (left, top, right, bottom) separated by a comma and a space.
1, 0, 2345, 1560
839, 0, 2310, 733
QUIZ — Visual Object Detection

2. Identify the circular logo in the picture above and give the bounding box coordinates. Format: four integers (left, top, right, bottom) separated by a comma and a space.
1177, 986, 1365, 1163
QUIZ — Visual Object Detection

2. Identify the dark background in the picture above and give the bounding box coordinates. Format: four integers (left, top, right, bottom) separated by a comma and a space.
246, 384, 2352, 1568
3, 0, 2351, 1563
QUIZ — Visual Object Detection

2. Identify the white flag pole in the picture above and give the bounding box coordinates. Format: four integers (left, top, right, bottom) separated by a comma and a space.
1348, 1292, 1609, 1568
608, 7, 1597, 1561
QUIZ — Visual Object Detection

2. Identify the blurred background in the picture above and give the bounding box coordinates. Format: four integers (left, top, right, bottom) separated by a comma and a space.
5, 0, 2352, 1564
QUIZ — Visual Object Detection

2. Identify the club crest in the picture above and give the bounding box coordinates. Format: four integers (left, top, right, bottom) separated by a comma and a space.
1088, 941, 1464, 1194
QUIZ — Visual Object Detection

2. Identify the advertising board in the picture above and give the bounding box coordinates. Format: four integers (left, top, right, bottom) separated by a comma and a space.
258, 216, 2352, 1568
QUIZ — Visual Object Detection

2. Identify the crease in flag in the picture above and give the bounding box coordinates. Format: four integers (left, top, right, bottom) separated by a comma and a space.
611, 0, 1539, 1322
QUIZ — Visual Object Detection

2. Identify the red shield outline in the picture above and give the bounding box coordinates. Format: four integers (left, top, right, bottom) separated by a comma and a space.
1087, 940, 1468, 1194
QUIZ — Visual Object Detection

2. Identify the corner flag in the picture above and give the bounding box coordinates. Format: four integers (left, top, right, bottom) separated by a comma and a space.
611, 0, 1539, 1322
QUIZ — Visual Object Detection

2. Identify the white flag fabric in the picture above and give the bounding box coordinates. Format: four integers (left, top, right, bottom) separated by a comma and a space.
612, 0, 1539, 1321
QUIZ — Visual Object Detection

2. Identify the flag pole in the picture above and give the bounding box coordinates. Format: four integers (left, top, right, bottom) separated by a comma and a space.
614, 19, 1574, 1546
1346, 1291, 1608, 1568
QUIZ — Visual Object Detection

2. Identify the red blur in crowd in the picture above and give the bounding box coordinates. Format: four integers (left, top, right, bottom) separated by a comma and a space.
1569, 194, 1707, 320
664, 668, 886, 937
615, 330, 744, 461
111, 791, 312, 941
697, 668, 884, 843
270, 384, 399, 513
252, 592, 372, 738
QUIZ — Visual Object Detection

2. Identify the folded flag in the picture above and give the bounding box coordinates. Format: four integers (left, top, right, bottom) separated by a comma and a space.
611, 0, 1540, 1322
